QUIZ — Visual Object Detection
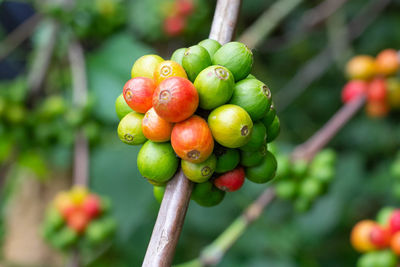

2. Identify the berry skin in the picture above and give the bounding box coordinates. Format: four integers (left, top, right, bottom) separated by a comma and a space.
142, 107, 173, 142
153, 60, 187, 85
82, 194, 102, 219
367, 78, 387, 102
391, 232, 400, 255
388, 210, 400, 234
214, 166, 245, 192
350, 220, 376, 252
153, 77, 199, 123
123, 77, 156, 114
369, 224, 390, 248
346, 55, 376, 80
67, 208, 90, 234
341, 80, 368, 103
375, 49, 399, 76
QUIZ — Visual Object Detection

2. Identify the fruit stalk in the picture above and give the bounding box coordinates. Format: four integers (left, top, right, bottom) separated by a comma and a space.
179, 96, 365, 266
142, 1, 242, 266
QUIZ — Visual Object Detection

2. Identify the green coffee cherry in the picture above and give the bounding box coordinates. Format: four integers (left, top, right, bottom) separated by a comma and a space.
311, 149, 336, 168
230, 78, 272, 121
239, 122, 266, 152
137, 141, 179, 183
245, 150, 277, 184
393, 181, 400, 199
115, 93, 133, 120
86, 217, 116, 245
194, 65, 234, 110
275, 179, 298, 200
299, 178, 323, 200
212, 41, 253, 81
265, 116, 280, 143
171, 48, 186, 65
292, 159, 308, 178
44, 207, 64, 231
51, 226, 78, 250
391, 160, 400, 179
117, 112, 146, 145
294, 197, 311, 212
275, 155, 291, 178
182, 45, 212, 81
153, 185, 166, 204
240, 144, 266, 167
181, 154, 217, 183
192, 181, 225, 207
246, 74, 256, 79
214, 147, 240, 173
198, 39, 221, 58
261, 103, 276, 127
309, 166, 334, 184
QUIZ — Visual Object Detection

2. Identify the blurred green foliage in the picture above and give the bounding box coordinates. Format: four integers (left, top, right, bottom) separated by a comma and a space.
1, 0, 400, 266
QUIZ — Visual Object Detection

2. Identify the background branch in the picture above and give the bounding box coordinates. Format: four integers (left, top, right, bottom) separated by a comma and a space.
142, 1, 242, 266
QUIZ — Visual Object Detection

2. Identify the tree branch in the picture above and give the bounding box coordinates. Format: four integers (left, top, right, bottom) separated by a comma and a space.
142, 1, 242, 266
180, 95, 365, 266
0, 13, 41, 62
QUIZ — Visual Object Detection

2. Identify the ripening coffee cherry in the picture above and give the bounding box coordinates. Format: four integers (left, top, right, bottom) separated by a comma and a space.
366, 100, 389, 118
375, 49, 399, 76
367, 78, 387, 102
153, 60, 187, 85
131, 54, 164, 79
214, 166, 245, 192
194, 65, 234, 110
212, 41, 253, 81
346, 55, 376, 80
163, 15, 185, 36
208, 104, 253, 148
198, 39, 221, 58
369, 224, 390, 248
117, 112, 147, 145
67, 209, 90, 234
171, 116, 214, 163
192, 181, 225, 207
181, 154, 216, 183
153, 77, 199, 122
214, 146, 240, 173
230, 78, 272, 121
342, 80, 368, 103
142, 107, 173, 142
182, 45, 212, 81
137, 141, 179, 183
386, 78, 400, 109
391, 232, 400, 255
351, 220, 377, 252
123, 77, 156, 113
82, 194, 102, 219
245, 151, 277, 184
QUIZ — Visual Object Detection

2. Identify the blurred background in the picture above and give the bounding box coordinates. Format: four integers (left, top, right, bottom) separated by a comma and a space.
0, 0, 400, 266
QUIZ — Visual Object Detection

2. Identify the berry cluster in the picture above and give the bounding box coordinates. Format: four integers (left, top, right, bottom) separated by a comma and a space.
274, 149, 336, 212
351, 207, 400, 267
115, 39, 280, 207
42, 186, 116, 250
163, 0, 195, 36
341, 49, 400, 117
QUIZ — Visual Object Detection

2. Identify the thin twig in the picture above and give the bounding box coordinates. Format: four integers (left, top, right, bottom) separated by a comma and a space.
275, 0, 391, 111
238, 0, 302, 49
179, 95, 366, 266
68, 40, 89, 187
142, 1, 242, 266
0, 13, 41, 62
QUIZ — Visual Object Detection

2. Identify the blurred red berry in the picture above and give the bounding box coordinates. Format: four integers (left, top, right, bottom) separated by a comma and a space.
389, 210, 400, 234
367, 78, 387, 102
391, 232, 400, 255
83, 194, 102, 219
164, 15, 185, 36
366, 100, 389, 118
369, 224, 390, 248
342, 80, 367, 103
177, 0, 194, 16
67, 208, 90, 234
214, 167, 245, 192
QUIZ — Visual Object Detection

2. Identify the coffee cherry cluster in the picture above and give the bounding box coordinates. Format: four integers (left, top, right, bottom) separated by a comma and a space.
42, 186, 116, 250
341, 49, 400, 117
350, 207, 400, 267
115, 39, 280, 207
274, 149, 336, 212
